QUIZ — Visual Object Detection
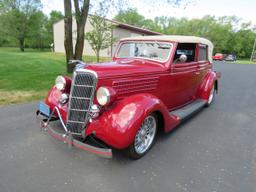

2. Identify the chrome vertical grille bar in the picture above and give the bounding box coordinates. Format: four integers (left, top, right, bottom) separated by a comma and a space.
66, 69, 97, 134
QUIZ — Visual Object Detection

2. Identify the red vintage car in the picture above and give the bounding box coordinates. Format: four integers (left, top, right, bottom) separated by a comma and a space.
37, 35, 221, 159
212, 53, 224, 61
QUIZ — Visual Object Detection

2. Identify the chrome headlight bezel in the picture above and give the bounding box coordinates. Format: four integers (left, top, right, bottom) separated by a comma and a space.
96, 87, 111, 106
55, 76, 66, 91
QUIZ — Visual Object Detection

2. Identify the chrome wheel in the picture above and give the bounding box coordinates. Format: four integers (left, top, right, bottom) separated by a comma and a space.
134, 115, 157, 155
208, 86, 215, 105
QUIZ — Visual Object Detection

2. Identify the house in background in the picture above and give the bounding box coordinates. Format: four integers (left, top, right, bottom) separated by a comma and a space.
53, 16, 161, 57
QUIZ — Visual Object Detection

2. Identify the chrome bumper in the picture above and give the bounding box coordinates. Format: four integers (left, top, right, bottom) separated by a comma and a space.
36, 106, 112, 158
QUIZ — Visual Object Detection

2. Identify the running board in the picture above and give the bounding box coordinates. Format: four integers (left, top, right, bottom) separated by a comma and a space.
170, 99, 207, 122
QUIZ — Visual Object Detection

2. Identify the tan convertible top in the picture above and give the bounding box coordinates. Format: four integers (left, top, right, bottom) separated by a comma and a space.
121, 35, 214, 62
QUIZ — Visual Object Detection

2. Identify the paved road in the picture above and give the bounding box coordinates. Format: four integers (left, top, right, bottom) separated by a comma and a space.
0, 62, 256, 192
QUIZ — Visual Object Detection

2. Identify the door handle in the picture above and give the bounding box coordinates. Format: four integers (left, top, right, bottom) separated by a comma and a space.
194, 72, 200, 75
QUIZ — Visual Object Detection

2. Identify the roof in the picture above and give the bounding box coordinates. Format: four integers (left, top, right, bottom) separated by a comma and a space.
120, 35, 214, 62
110, 20, 162, 35
53, 16, 161, 36
121, 35, 213, 46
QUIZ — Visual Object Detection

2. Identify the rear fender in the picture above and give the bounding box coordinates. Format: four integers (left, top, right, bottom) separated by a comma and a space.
85, 93, 179, 149
197, 71, 219, 101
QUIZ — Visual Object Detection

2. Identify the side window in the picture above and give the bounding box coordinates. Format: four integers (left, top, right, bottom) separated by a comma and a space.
198, 44, 208, 61
173, 43, 196, 63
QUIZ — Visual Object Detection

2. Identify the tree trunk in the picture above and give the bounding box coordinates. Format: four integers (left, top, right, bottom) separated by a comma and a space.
19, 38, 25, 52
64, 0, 74, 73
74, 0, 90, 61
96, 51, 100, 62
74, 24, 86, 60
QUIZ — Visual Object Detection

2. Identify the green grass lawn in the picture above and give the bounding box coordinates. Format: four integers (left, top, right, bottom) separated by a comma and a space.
1, 47, 254, 105
0, 47, 110, 105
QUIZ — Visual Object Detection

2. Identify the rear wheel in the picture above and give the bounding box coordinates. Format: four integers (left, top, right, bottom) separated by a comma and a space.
127, 113, 158, 159
206, 85, 215, 106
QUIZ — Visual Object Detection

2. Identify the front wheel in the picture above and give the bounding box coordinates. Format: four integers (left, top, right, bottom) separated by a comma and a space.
127, 113, 158, 159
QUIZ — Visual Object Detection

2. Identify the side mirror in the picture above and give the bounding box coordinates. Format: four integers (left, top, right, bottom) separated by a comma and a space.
179, 54, 187, 63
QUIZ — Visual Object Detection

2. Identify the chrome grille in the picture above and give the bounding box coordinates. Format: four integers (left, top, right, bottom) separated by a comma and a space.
66, 70, 97, 134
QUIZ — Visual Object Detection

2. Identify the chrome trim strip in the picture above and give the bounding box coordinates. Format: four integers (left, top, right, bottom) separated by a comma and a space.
71, 96, 91, 100
54, 107, 68, 132
65, 71, 77, 132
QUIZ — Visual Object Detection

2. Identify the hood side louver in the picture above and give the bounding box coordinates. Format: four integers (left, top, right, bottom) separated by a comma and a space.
113, 77, 159, 98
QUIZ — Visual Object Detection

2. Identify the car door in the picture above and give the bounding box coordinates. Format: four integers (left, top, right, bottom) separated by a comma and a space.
166, 43, 199, 109
197, 43, 211, 89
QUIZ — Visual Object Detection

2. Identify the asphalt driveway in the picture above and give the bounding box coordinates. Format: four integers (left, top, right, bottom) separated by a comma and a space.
0, 62, 256, 192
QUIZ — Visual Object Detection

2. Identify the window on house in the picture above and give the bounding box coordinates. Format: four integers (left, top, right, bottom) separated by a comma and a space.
173, 43, 196, 63
198, 44, 208, 61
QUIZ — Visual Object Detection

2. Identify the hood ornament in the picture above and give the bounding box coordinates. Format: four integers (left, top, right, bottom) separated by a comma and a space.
68, 60, 87, 71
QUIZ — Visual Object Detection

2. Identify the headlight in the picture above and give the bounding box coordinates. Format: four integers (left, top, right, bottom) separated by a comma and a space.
55, 76, 66, 91
96, 87, 111, 106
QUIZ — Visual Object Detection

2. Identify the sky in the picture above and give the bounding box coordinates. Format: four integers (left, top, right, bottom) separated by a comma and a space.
41, 0, 256, 25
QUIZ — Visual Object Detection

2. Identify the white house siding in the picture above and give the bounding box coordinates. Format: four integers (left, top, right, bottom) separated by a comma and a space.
111, 27, 143, 56
53, 17, 155, 58
53, 20, 65, 53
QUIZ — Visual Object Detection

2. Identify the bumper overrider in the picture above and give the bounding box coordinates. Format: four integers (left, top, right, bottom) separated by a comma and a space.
36, 103, 112, 158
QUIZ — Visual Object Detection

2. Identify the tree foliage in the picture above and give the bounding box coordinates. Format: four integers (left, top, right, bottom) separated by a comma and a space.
114, 10, 256, 58
114, 8, 146, 27
0, 0, 63, 50
0, 0, 42, 51
85, 15, 115, 62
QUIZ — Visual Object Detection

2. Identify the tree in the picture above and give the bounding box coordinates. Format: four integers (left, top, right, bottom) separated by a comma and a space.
64, 0, 74, 72
0, 0, 42, 51
0, 0, 42, 47
64, 0, 90, 72
233, 29, 256, 58
0, 1, 62, 49
85, 15, 115, 62
114, 9, 163, 33
114, 8, 146, 27
27, 10, 48, 49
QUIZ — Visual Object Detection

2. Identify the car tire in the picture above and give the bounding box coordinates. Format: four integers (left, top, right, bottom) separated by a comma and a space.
126, 113, 158, 159
206, 85, 215, 107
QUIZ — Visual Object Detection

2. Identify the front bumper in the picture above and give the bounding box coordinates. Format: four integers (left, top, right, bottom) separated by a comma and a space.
36, 105, 112, 158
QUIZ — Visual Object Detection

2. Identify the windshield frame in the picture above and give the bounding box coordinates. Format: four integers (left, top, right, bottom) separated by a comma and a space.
115, 40, 173, 64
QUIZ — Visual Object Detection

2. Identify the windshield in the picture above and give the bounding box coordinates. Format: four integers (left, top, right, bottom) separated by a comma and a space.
116, 41, 172, 62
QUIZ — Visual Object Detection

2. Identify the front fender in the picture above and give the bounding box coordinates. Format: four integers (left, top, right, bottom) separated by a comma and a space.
45, 86, 68, 122
44, 76, 71, 122
197, 71, 219, 101
85, 93, 179, 149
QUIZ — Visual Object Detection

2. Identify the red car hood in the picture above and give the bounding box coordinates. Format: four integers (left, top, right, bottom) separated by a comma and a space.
85, 59, 166, 78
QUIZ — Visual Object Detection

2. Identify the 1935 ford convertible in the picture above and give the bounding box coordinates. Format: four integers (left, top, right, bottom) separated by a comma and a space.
36, 35, 221, 159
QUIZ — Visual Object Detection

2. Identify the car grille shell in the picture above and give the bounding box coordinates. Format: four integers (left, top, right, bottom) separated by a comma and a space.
66, 70, 97, 135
